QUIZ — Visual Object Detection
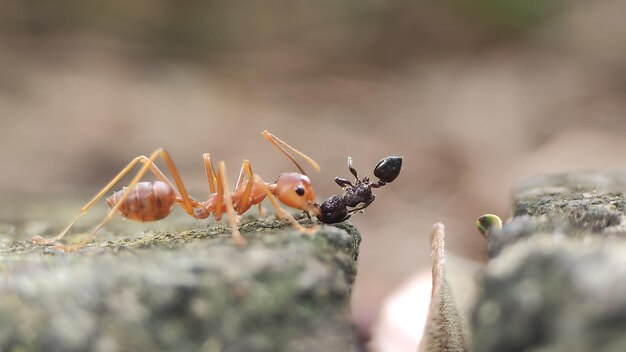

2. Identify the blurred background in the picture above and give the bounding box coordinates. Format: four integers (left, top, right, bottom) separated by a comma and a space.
1, 0, 626, 349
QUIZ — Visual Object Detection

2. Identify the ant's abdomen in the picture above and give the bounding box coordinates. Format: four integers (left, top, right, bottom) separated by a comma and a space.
106, 181, 176, 222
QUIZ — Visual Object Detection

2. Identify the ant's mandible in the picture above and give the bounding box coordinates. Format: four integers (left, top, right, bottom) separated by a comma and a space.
314, 155, 403, 224
32, 131, 322, 251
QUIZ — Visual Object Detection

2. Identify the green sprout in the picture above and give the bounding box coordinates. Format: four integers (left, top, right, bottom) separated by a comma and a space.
476, 214, 502, 238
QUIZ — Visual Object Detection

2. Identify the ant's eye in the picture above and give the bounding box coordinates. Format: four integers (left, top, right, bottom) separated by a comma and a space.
295, 186, 305, 196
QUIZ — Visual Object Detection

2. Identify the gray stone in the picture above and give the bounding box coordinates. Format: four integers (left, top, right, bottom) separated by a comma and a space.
472, 172, 626, 352
0, 218, 361, 352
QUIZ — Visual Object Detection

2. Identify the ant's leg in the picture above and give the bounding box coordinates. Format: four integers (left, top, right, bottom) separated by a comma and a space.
335, 177, 353, 188
232, 158, 267, 216
233, 159, 266, 216
217, 161, 247, 246
234, 159, 248, 189
202, 153, 218, 194
255, 177, 318, 236
262, 130, 321, 175
234, 159, 256, 215
257, 204, 266, 217
152, 149, 201, 215
49, 149, 201, 251
201, 157, 229, 220
32, 154, 160, 245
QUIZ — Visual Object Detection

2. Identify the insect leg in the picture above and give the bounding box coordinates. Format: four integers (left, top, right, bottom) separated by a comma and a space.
217, 161, 247, 246
202, 153, 218, 194
45, 149, 202, 251
32, 152, 164, 246
233, 159, 256, 215
335, 177, 353, 188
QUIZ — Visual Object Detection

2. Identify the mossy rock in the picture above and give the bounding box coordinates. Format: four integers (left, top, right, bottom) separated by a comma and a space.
471, 172, 626, 352
0, 218, 361, 352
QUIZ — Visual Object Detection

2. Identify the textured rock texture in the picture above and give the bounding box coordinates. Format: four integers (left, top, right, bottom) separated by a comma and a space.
472, 172, 626, 352
0, 218, 361, 352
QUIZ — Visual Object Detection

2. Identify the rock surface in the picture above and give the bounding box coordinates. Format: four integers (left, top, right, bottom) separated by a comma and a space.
0, 218, 361, 352
472, 172, 626, 352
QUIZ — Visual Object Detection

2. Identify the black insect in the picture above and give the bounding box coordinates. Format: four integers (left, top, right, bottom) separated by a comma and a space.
314, 156, 402, 224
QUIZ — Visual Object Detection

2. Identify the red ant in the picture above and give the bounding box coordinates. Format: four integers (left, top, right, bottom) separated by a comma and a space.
32, 131, 322, 251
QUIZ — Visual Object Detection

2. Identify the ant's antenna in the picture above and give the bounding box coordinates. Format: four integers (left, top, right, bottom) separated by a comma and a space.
262, 130, 321, 175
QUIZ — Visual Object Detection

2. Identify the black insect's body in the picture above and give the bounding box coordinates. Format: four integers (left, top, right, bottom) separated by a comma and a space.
315, 156, 402, 224
343, 180, 374, 207
317, 195, 349, 224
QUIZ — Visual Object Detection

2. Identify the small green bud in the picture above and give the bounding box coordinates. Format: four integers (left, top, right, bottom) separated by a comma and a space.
476, 214, 502, 238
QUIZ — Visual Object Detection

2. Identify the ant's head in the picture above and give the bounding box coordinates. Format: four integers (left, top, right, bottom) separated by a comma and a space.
314, 195, 349, 224
275, 172, 320, 217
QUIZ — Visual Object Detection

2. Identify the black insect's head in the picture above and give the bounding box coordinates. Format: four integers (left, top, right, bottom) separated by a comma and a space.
315, 195, 349, 224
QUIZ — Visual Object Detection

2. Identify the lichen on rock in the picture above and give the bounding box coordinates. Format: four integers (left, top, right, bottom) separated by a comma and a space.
471, 171, 626, 352
0, 218, 362, 352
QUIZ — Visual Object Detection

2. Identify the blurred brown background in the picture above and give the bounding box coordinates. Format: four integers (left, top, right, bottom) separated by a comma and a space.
1, 0, 626, 344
